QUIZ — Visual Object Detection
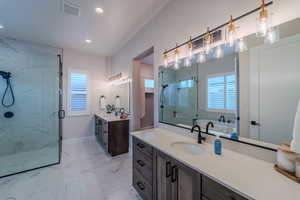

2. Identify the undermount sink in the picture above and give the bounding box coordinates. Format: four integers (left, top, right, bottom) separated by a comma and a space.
170, 142, 207, 155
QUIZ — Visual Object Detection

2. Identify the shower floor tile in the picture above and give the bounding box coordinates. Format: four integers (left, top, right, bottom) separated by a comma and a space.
0, 137, 141, 200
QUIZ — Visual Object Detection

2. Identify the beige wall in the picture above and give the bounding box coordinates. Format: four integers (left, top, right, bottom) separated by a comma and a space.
62, 49, 108, 139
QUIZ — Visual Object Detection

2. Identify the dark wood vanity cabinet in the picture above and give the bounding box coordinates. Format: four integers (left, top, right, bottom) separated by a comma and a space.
156, 151, 200, 200
202, 176, 248, 200
132, 136, 250, 200
133, 137, 154, 200
95, 115, 129, 156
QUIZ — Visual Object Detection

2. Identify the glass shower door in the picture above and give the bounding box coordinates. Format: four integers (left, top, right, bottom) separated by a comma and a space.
159, 63, 198, 127
0, 38, 61, 178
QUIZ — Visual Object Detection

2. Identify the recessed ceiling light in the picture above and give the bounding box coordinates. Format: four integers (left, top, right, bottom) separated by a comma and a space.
0, 25, 4, 29
95, 7, 104, 14
85, 39, 92, 44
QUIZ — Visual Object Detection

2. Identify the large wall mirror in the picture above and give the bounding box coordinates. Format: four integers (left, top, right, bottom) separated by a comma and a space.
159, 17, 300, 150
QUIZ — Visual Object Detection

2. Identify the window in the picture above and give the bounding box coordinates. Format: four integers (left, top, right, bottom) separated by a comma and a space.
68, 70, 89, 115
145, 79, 154, 88
207, 73, 236, 112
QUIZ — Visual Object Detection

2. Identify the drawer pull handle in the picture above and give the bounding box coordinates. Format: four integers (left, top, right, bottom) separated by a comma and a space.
166, 161, 171, 178
137, 160, 145, 167
137, 143, 145, 149
171, 166, 178, 183
137, 182, 145, 191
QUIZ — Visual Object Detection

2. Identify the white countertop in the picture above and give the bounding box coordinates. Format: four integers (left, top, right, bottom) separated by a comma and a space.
132, 128, 300, 200
95, 112, 129, 122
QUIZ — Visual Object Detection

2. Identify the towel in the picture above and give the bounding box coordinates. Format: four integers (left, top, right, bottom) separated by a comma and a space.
291, 100, 300, 153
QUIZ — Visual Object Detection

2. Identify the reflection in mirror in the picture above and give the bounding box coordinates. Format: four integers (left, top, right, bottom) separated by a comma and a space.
108, 81, 131, 113
159, 62, 198, 127
159, 17, 300, 149
196, 51, 238, 138
239, 17, 300, 146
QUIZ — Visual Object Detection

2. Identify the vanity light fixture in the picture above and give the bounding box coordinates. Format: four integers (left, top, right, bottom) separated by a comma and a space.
215, 46, 224, 59
204, 28, 213, 54
257, 0, 270, 37
162, 1, 274, 66
95, 0, 104, 14
265, 26, 279, 44
226, 15, 237, 47
174, 43, 180, 69
163, 50, 169, 68
85, 39, 92, 44
198, 50, 206, 64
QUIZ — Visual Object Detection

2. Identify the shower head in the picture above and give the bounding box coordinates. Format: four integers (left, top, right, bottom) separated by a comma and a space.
0, 71, 11, 79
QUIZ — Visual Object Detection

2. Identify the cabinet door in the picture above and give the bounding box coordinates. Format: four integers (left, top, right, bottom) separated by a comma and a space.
170, 160, 201, 200
156, 151, 172, 200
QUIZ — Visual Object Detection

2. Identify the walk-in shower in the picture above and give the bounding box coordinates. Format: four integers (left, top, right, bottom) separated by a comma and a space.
159, 63, 198, 127
0, 38, 63, 178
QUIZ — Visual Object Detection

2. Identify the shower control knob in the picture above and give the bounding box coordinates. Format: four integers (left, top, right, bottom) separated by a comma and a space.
4, 111, 14, 118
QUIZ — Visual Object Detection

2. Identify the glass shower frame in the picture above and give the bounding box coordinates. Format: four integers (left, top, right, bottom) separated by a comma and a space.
0, 41, 63, 179
159, 62, 199, 127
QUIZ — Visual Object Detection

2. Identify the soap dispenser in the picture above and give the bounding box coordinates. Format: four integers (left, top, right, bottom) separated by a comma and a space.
214, 134, 222, 155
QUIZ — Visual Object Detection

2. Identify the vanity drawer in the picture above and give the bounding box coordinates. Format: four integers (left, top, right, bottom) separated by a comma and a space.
133, 169, 152, 200
202, 176, 248, 200
133, 137, 153, 157
133, 149, 153, 184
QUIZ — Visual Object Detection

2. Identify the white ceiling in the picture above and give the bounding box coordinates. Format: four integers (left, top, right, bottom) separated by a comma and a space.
0, 0, 170, 56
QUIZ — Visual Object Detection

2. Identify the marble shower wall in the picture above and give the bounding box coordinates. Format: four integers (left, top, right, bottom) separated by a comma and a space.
0, 38, 61, 158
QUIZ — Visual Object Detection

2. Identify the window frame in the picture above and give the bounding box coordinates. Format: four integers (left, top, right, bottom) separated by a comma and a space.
206, 72, 236, 113
67, 69, 91, 116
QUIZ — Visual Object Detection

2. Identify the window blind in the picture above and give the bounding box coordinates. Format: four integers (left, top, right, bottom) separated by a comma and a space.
207, 74, 236, 111
226, 75, 236, 110
208, 76, 225, 110
70, 73, 88, 112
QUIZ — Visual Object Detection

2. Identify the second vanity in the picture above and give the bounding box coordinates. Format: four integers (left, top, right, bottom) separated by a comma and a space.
132, 128, 300, 200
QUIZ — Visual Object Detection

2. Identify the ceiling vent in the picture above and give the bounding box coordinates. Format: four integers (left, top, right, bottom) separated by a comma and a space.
62, 0, 80, 16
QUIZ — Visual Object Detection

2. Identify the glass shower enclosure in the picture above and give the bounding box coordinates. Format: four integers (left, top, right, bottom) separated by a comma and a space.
0, 38, 62, 178
159, 62, 198, 127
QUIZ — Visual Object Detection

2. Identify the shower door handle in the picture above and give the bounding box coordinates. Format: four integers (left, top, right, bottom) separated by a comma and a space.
59, 110, 66, 119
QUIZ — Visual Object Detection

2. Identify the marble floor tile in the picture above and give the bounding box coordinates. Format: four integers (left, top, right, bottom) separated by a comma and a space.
0, 137, 141, 200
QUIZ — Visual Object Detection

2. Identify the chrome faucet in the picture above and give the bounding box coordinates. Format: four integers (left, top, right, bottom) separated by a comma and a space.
191, 125, 206, 144
206, 121, 214, 134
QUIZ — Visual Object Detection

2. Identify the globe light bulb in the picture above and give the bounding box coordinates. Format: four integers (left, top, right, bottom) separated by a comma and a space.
198, 51, 206, 63
235, 38, 248, 53
215, 46, 224, 59
256, 0, 270, 37
186, 37, 193, 67
174, 44, 180, 69
226, 15, 237, 47
265, 26, 280, 44
163, 51, 169, 68
204, 28, 213, 54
